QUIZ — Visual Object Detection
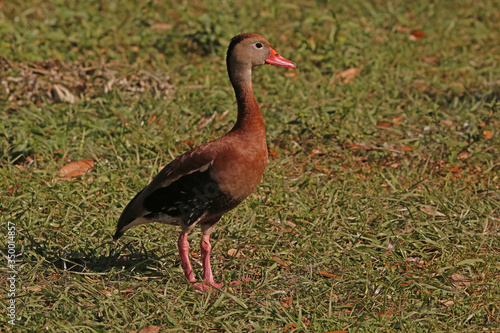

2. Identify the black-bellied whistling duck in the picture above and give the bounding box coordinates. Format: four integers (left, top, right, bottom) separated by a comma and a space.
113, 33, 296, 291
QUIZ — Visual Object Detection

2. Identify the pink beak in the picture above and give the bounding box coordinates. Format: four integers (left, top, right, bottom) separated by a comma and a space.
265, 47, 297, 68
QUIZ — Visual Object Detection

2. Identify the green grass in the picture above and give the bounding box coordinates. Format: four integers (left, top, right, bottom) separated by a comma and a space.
1, 0, 499, 331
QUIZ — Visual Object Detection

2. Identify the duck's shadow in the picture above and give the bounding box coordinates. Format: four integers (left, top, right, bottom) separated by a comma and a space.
25, 233, 176, 275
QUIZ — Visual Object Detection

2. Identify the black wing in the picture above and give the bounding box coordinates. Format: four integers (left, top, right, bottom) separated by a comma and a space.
143, 168, 222, 225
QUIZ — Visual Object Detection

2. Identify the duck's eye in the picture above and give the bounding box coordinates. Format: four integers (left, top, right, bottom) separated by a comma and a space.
255, 42, 263, 49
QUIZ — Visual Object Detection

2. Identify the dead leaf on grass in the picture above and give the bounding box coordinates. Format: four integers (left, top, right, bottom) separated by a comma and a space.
150, 23, 173, 31
130, 325, 161, 333
410, 30, 425, 41
281, 296, 292, 308
8, 183, 21, 194
458, 151, 470, 160
227, 248, 241, 258
404, 257, 425, 268
439, 300, 455, 307
424, 56, 440, 65
420, 206, 446, 217
451, 273, 472, 288
483, 130, 494, 139
52, 84, 78, 103
440, 120, 454, 127
316, 270, 340, 278
392, 116, 404, 125
334, 66, 363, 84
57, 159, 94, 181
309, 148, 325, 157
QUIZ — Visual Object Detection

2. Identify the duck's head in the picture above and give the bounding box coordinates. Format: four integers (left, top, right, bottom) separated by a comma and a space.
226, 33, 296, 85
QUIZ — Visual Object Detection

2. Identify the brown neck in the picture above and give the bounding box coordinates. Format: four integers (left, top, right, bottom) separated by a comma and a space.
228, 69, 265, 135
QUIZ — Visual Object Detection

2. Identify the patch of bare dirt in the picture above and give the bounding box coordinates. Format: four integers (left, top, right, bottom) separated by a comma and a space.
0, 57, 175, 106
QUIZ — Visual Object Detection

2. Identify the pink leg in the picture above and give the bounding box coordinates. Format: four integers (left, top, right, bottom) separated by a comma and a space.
177, 232, 196, 283
178, 230, 250, 291
177, 232, 218, 291
200, 233, 223, 288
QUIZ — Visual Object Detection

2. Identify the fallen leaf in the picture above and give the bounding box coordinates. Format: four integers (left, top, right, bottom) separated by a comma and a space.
150, 23, 173, 31
405, 257, 425, 268
458, 151, 470, 160
270, 256, 290, 268
281, 296, 292, 308
182, 140, 195, 148
335, 67, 363, 84
316, 270, 340, 278
57, 159, 94, 180
451, 273, 472, 287
8, 183, 21, 194
439, 300, 455, 307
440, 120, 454, 127
130, 325, 162, 333
483, 130, 493, 139
227, 248, 241, 258
410, 30, 425, 41
51, 84, 78, 103
420, 206, 445, 217
323, 331, 349, 333
309, 148, 324, 157
402, 146, 415, 151
424, 56, 440, 65
392, 116, 404, 123
377, 122, 391, 127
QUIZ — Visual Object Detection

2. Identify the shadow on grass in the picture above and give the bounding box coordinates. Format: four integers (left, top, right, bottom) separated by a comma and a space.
23, 233, 176, 276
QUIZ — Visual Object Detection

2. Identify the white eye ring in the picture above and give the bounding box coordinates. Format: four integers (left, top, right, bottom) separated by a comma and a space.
255, 42, 263, 49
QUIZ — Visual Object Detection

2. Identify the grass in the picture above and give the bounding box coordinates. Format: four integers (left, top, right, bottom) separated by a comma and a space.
1, 0, 499, 331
